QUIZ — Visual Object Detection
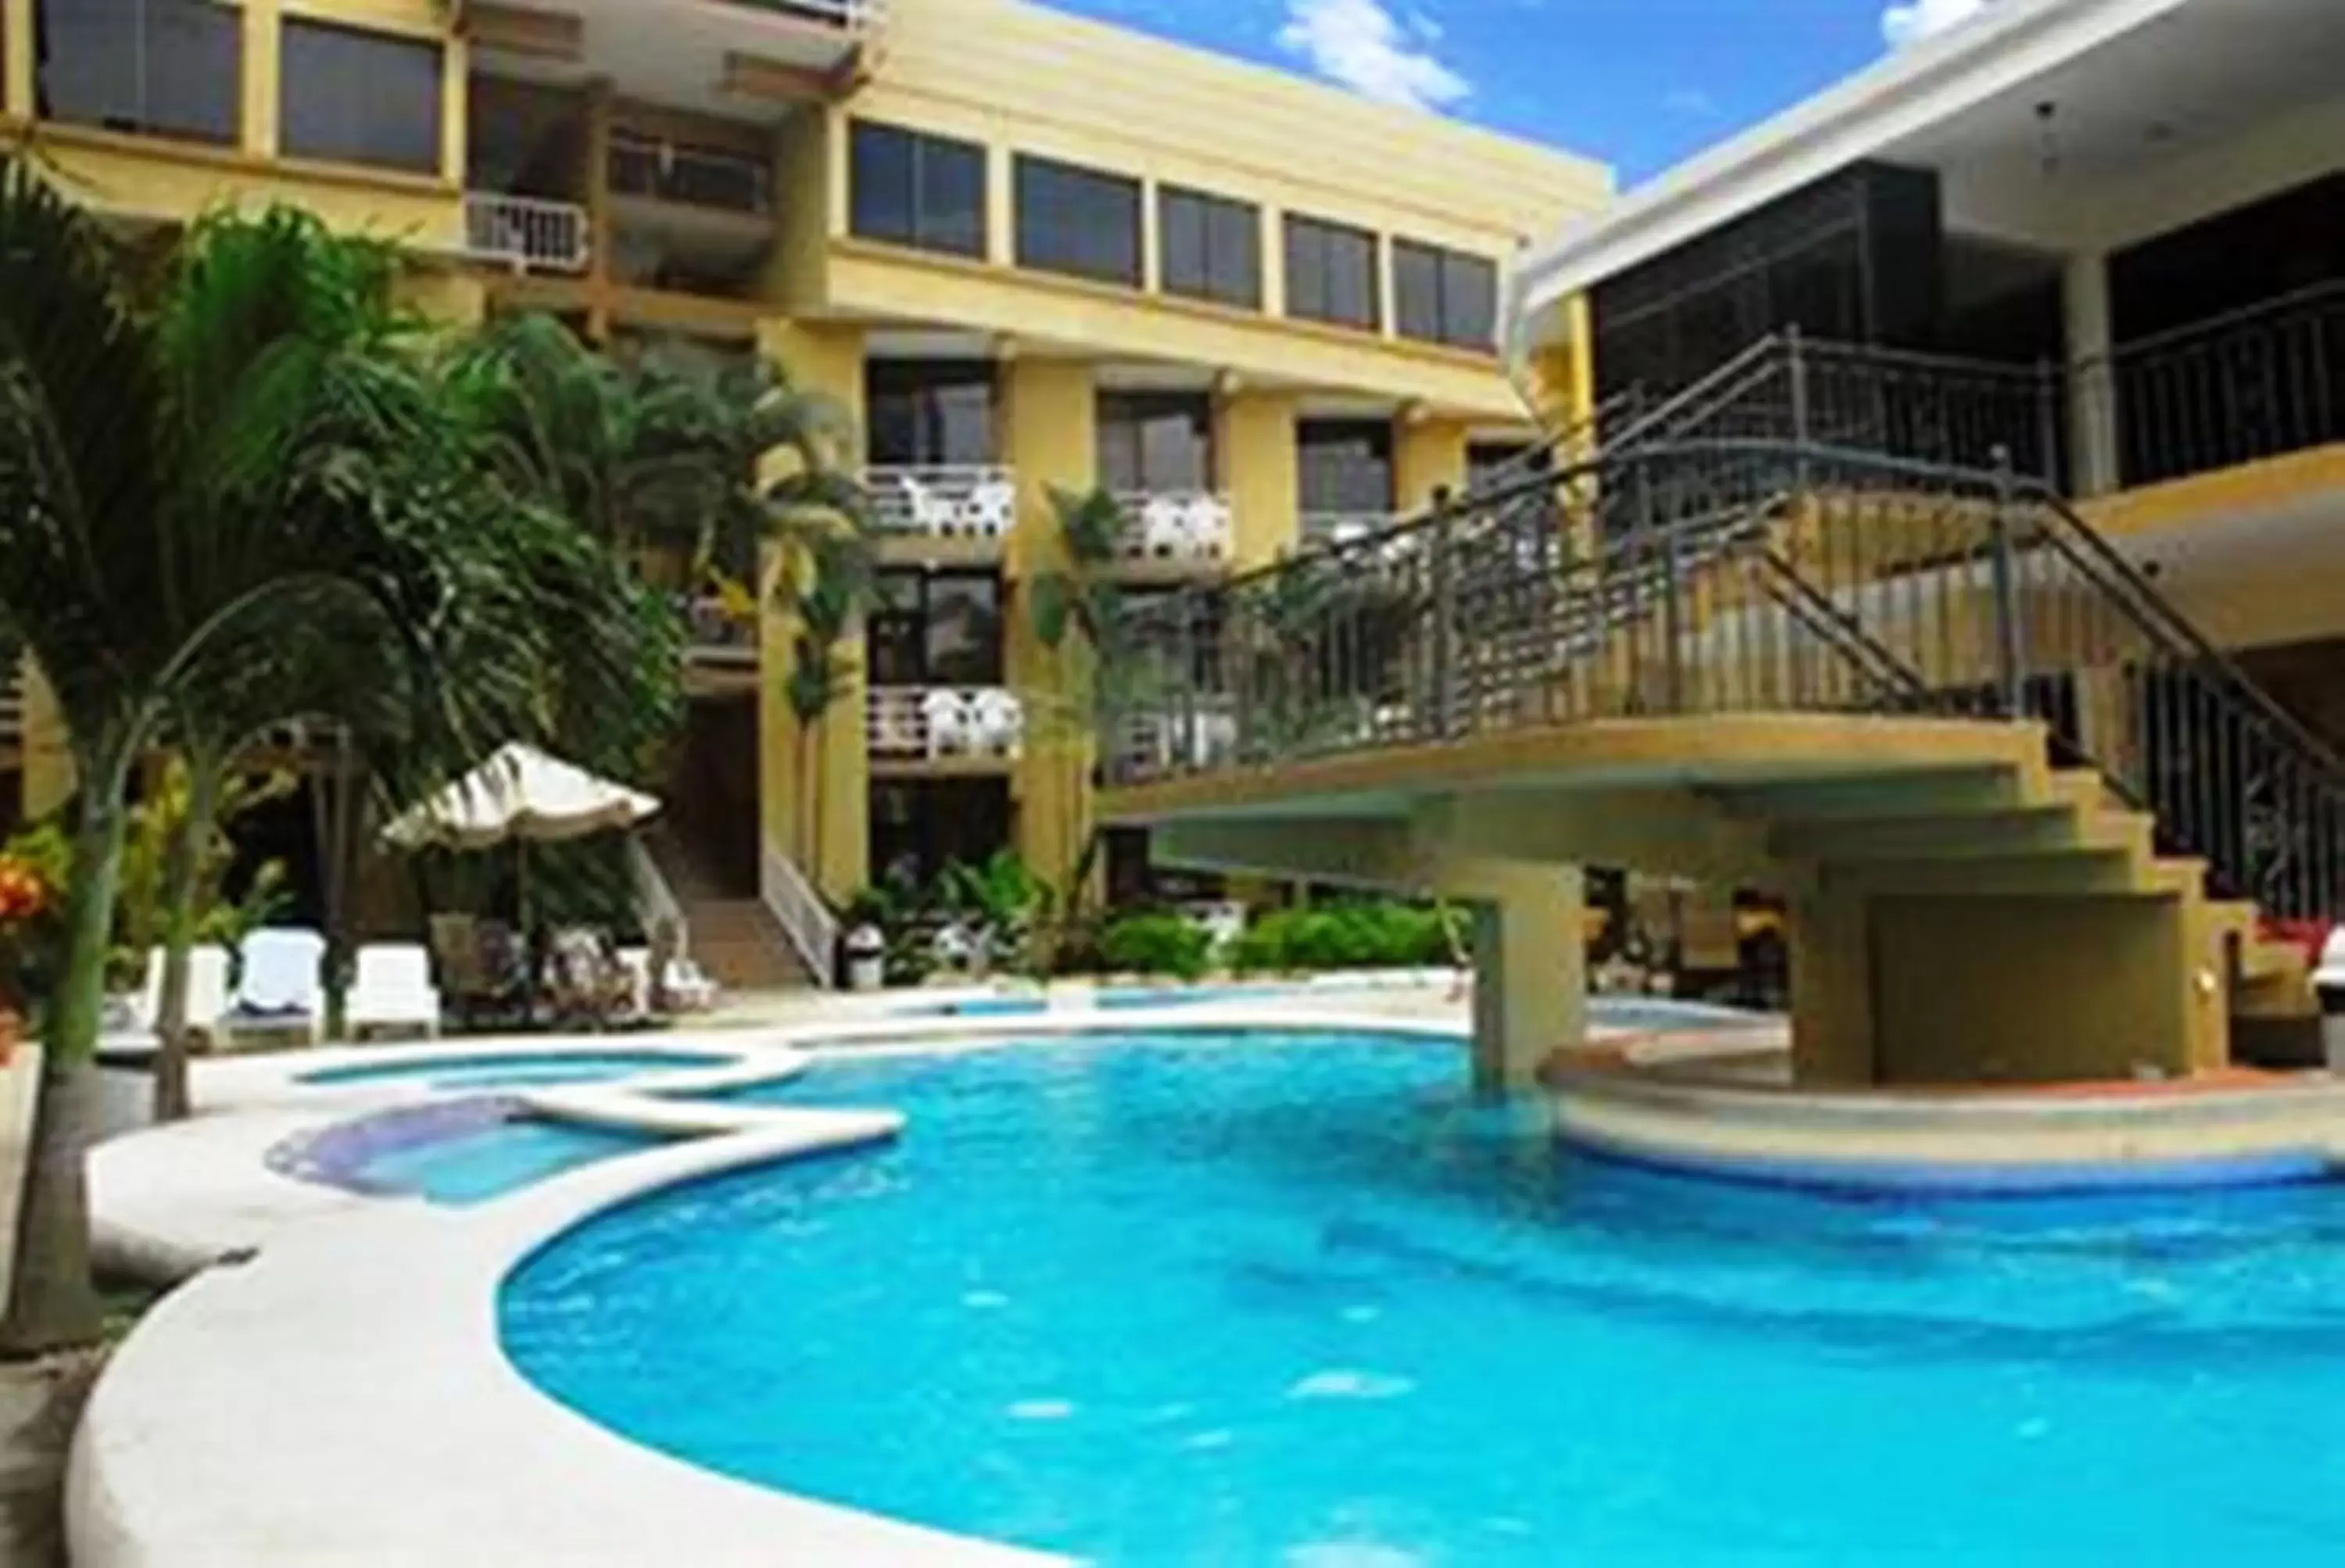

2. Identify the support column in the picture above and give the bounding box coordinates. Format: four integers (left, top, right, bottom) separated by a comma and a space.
1452, 861, 1586, 1096
1004, 355, 1099, 899
241, 0, 282, 158
1215, 386, 1299, 568
20, 660, 72, 822
2064, 250, 2119, 497
2, 0, 33, 121
1785, 884, 1875, 1087
584, 80, 616, 343
1394, 416, 1468, 515
755, 319, 868, 903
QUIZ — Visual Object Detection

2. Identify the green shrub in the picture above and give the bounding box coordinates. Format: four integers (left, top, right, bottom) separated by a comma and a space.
1227, 901, 1463, 975
1097, 912, 1213, 980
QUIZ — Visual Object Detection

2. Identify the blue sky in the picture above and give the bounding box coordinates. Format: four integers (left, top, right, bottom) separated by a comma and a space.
1045, 0, 1993, 186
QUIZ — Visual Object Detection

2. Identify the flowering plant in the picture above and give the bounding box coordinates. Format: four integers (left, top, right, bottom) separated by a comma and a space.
0, 827, 69, 1026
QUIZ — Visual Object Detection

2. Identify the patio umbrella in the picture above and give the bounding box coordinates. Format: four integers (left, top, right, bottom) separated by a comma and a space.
381, 743, 663, 928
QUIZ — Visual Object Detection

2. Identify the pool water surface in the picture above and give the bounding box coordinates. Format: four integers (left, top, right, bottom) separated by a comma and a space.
298, 1049, 734, 1092
502, 1031, 2345, 1564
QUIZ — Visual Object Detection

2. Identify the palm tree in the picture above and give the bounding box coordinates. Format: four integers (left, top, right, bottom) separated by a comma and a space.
0, 167, 594, 1351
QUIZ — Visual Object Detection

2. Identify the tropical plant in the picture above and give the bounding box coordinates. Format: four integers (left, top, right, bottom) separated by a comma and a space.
1096, 911, 1213, 981
0, 168, 650, 1351
939, 849, 1053, 975
1226, 901, 1466, 976
0, 828, 67, 1029
1025, 486, 1130, 918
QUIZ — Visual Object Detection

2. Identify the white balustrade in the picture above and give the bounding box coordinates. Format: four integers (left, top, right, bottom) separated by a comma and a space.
868, 686, 1024, 761
759, 837, 840, 986
0, 667, 20, 743
1115, 491, 1233, 564
462, 192, 590, 274
1115, 704, 1237, 777
866, 466, 1019, 543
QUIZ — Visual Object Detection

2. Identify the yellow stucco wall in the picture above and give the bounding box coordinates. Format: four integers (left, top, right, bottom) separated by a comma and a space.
1219, 390, 1302, 569
1395, 418, 1470, 514
1003, 356, 1100, 897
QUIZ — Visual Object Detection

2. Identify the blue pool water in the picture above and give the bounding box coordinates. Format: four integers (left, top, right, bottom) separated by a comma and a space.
357, 1118, 658, 1205
501, 1031, 2345, 1564
299, 1049, 732, 1091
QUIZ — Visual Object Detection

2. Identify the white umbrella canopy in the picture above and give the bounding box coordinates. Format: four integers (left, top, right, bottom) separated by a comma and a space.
382, 743, 661, 852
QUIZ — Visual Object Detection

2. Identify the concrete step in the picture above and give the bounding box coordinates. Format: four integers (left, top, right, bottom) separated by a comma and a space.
678, 897, 813, 991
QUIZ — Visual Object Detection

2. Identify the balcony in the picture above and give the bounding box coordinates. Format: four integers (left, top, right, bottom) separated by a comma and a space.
1112, 703, 1237, 782
868, 686, 1024, 769
462, 192, 590, 274
721, 0, 889, 32
1110, 491, 1233, 579
1300, 511, 1397, 548
866, 466, 1019, 562
610, 136, 773, 217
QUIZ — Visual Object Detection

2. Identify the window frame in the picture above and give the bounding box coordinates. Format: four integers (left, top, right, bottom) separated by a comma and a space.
1013, 153, 1144, 288
277, 16, 446, 176
1283, 213, 1383, 332
848, 118, 989, 260
1158, 184, 1262, 311
868, 567, 1006, 689
1394, 238, 1499, 351
34, 0, 242, 148
1096, 392, 1215, 495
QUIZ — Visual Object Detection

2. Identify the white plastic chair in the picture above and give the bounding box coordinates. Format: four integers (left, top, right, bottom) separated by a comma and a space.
346, 943, 442, 1040
969, 689, 1025, 757
1139, 496, 1190, 559
961, 479, 1017, 540
1183, 496, 1233, 560
901, 474, 959, 537
663, 956, 718, 1012
231, 927, 327, 1044
930, 922, 976, 973
128, 944, 233, 1043
922, 688, 975, 757
618, 947, 654, 1015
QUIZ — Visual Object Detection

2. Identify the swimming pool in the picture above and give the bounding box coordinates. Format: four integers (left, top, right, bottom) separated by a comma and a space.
502, 1029, 2345, 1564
297, 1049, 734, 1092
359, 1117, 658, 1206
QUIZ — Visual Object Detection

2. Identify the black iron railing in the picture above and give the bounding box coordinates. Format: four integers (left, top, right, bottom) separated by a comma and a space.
2085, 277, 2345, 490
1108, 433, 2345, 922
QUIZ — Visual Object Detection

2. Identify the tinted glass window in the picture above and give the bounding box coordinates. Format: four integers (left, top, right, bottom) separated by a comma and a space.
868, 570, 1004, 687
1298, 420, 1394, 514
867, 362, 997, 467
37, 0, 239, 145
871, 779, 1012, 890
1394, 239, 1498, 349
1015, 156, 1141, 286
1159, 186, 1260, 310
1097, 393, 1212, 492
850, 120, 986, 259
1285, 215, 1380, 331
279, 20, 443, 174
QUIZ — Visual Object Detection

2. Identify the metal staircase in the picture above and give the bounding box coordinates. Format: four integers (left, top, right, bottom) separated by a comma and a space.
1110, 332, 2345, 936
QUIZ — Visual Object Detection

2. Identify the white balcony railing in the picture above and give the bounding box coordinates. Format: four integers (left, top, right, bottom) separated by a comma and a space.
868, 686, 1023, 762
760, 836, 840, 987
866, 465, 1019, 542
736, 0, 889, 32
1114, 491, 1233, 564
0, 664, 21, 744
463, 192, 590, 274
1114, 704, 1237, 778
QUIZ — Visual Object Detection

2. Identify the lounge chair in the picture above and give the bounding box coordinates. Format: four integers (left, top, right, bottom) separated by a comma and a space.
663, 955, 719, 1012
228, 927, 328, 1045
347, 943, 442, 1040
117, 944, 233, 1051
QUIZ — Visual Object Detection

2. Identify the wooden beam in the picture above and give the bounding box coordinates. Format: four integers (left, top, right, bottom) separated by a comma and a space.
461, 2, 584, 63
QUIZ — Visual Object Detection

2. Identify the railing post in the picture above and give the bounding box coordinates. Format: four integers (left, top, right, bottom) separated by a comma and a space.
1989, 445, 2028, 719
1169, 592, 1198, 777
1660, 506, 1686, 714
2034, 356, 2064, 495
1430, 485, 1459, 739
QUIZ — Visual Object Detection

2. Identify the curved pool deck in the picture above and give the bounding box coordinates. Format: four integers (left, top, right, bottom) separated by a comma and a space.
73, 998, 2345, 1564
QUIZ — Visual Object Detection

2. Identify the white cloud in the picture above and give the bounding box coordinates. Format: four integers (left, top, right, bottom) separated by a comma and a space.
1881, 0, 1990, 48
1277, 0, 1470, 113
1663, 87, 1719, 117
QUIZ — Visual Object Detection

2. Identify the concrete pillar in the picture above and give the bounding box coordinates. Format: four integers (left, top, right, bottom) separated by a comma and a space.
1004, 355, 1099, 897
584, 80, 617, 343
1215, 388, 1300, 568
2064, 251, 2121, 496
241, 0, 281, 158
754, 319, 868, 902
1394, 417, 1468, 515
1786, 886, 1875, 1087
440, 28, 469, 188
2, 0, 33, 120
1455, 862, 1587, 1096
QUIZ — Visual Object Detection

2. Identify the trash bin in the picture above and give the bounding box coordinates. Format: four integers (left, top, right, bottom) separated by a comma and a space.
2321, 978, 2345, 1070
846, 924, 886, 993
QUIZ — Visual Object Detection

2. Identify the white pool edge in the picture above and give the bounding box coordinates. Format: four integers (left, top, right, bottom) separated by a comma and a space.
72, 1007, 1474, 1567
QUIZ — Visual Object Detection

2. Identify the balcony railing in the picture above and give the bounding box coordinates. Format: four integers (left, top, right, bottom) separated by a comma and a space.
0, 663, 21, 745
2082, 277, 2345, 492
1113, 491, 1233, 564
609, 136, 773, 217
462, 192, 590, 274
1112, 703, 1237, 779
728, 0, 888, 29
866, 466, 1019, 542
868, 686, 1023, 763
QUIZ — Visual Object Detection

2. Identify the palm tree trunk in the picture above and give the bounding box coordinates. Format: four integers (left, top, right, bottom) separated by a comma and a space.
152, 750, 220, 1124
0, 786, 127, 1357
